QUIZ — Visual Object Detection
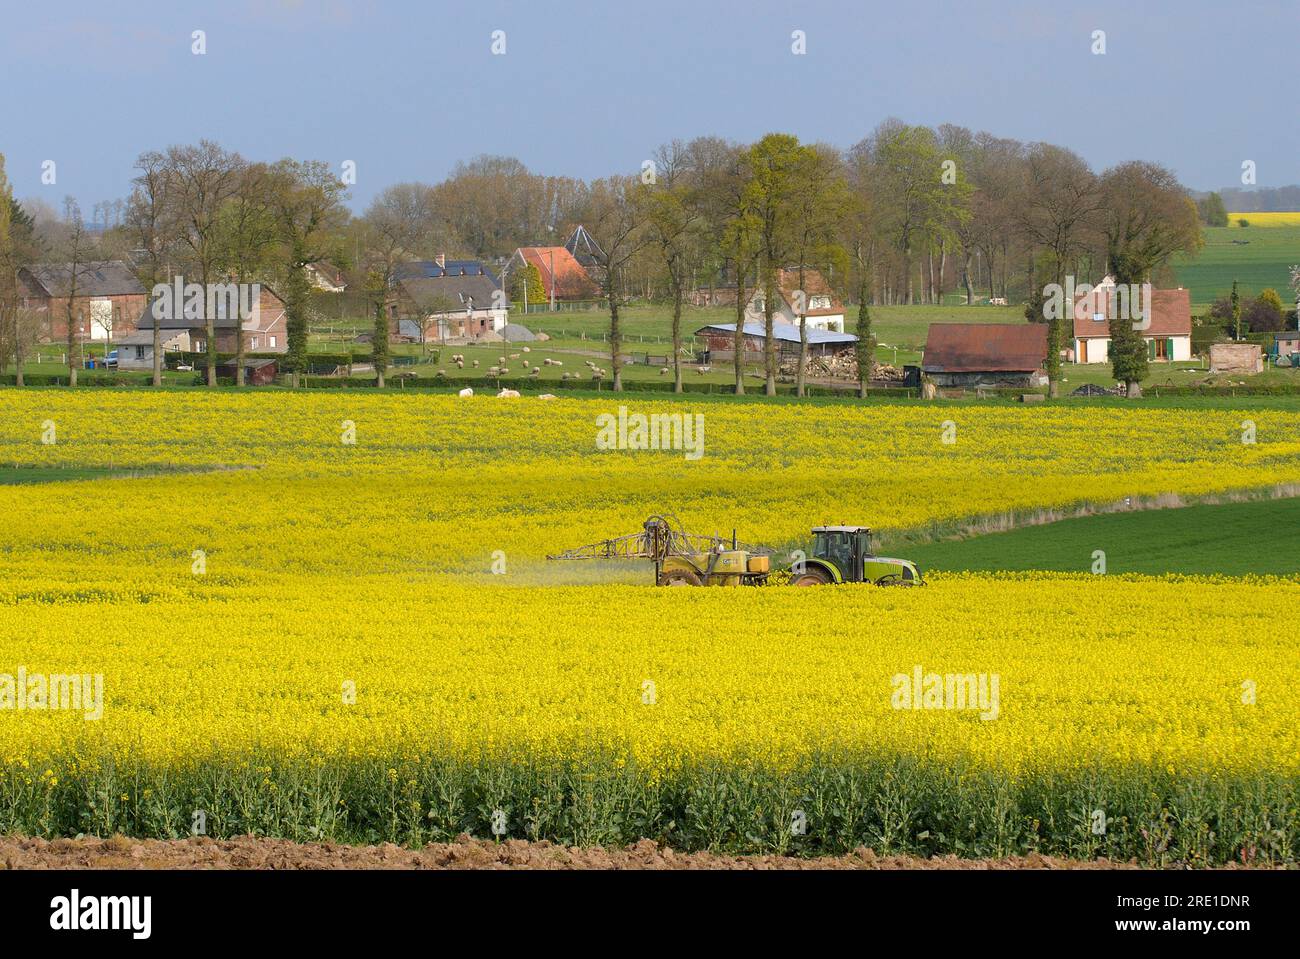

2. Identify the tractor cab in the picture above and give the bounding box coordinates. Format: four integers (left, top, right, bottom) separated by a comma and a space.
798, 525, 922, 587
811, 526, 872, 582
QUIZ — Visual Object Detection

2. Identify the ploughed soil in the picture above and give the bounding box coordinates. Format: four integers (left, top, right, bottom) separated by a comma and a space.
0, 834, 1201, 870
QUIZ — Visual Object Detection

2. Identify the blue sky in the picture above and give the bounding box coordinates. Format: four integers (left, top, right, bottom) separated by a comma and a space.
2, 0, 1296, 213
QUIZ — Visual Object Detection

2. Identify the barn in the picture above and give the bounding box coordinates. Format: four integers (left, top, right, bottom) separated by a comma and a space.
694, 321, 857, 362
922, 323, 1049, 389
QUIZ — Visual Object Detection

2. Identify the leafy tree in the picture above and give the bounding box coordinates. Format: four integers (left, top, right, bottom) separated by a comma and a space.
1197, 192, 1228, 227
1231, 280, 1241, 340
1246, 288, 1285, 333
854, 281, 873, 398
365, 269, 389, 387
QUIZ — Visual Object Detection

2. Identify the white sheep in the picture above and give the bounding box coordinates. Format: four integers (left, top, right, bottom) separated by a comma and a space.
497, 388, 521, 398
458, 387, 474, 397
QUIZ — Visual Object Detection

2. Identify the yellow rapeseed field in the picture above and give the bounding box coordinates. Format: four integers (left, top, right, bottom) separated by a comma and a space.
0, 391, 1296, 858
1228, 211, 1300, 227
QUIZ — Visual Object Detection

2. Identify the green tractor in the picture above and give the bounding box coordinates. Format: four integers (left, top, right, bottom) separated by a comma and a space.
789, 526, 923, 587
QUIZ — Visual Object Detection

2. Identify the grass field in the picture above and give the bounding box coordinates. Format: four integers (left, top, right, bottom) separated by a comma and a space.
1172, 224, 1300, 309
906, 495, 1300, 576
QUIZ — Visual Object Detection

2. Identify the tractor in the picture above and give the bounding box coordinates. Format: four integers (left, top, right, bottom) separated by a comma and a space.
548, 516, 921, 588
789, 525, 923, 586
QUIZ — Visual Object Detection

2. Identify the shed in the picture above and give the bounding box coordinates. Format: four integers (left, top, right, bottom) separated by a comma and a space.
693, 321, 857, 361
1209, 342, 1263, 374
922, 323, 1048, 388
216, 357, 278, 385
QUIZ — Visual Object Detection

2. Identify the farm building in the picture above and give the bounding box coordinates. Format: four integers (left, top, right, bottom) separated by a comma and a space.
922, 323, 1049, 388
1274, 331, 1300, 359
217, 358, 278, 385
1209, 342, 1264, 374
744, 268, 846, 333
114, 328, 191, 370
135, 284, 288, 354
305, 262, 346, 293
500, 246, 596, 303
694, 321, 857, 362
390, 255, 507, 341
19, 260, 147, 343
1071, 279, 1192, 363
563, 225, 607, 285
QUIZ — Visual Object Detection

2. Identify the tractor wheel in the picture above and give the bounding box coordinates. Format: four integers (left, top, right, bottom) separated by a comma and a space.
659, 568, 702, 587
791, 568, 833, 586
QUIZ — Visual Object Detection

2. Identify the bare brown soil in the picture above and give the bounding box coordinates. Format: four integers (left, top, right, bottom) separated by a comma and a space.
0, 834, 1182, 870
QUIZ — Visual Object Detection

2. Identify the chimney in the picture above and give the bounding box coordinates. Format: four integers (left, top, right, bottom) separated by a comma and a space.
435, 253, 446, 270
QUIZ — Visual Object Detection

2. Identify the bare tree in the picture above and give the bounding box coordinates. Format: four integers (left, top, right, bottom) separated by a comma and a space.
587, 175, 647, 391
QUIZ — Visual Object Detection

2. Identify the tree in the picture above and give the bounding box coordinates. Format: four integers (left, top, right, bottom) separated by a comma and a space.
266, 159, 349, 388
587, 175, 647, 391
58, 199, 95, 387
0, 155, 23, 385
216, 162, 278, 385
854, 284, 873, 398
166, 141, 246, 386
1197, 191, 1228, 227
740, 134, 805, 395
1099, 162, 1202, 397
643, 141, 702, 393
1231, 280, 1241, 340
1246, 288, 1285, 333
788, 143, 850, 396
509, 261, 545, 307
127, 151, 176, 386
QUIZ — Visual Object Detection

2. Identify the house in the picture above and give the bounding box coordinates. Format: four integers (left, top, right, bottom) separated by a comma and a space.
563, 225, 607, 285
390, 255, 507, 341
114, 328, 191, 370
1072, 278, 1193, 364
500, 246, 597, 303
922, 323, 1048, 388
18, 260, 147, 343
694, 321, 857, 361
305, 262, 346, 293
1274, 331, 1300, 359
217, 357, 278, 385
135, 284, 289, 354
744, 268, 846, 333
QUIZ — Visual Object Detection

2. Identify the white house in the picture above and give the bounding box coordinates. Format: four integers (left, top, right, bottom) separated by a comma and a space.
114, 329, 191, 370
744, 268, 846, 333
1072, 278, 1193, 364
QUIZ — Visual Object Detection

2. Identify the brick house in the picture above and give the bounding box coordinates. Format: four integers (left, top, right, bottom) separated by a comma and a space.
19, 261, 147, 343
135, 284, 289, 354
744, 268, 846, 333
390, 256, 507, 341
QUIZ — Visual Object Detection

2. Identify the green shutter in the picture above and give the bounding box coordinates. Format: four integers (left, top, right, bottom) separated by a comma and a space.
1166, 337, 1174, 360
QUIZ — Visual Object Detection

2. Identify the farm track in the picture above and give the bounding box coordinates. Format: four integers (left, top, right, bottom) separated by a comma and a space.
0, 835, 1279, 870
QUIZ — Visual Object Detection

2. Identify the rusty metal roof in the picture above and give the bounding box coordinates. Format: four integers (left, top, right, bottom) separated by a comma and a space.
922, 323, 1047, 373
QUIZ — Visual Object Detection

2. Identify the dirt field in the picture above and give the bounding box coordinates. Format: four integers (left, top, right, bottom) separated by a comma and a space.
0, 835, 1172, 870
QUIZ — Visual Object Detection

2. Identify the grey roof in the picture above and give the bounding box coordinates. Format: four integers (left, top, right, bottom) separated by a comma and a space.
116, 329, 186, 346
136, 286, 283, 330
398, 274, 501, 313
695, 321, 857, 346
501, 323, 536, 341
394, 259, 499, 284
397, 319, 423, 339
23, 261, 145, 297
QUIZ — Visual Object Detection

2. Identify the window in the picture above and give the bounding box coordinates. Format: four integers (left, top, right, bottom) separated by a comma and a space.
269, 336, 277, 349
134, 346, 145, 360
251, 337, 259, 350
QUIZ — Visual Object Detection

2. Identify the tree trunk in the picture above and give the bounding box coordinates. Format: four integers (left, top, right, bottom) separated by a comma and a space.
1126, 379, 1141, 399
151, 316, 162, 387
671, 279, 683, 394
962, 251, 973, 304
732, 270, 745, 395
763, 274, 776, 396
609, 285, 622, 392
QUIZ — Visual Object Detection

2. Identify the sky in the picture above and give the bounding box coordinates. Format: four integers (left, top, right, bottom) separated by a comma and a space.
1, 0, 1296, 214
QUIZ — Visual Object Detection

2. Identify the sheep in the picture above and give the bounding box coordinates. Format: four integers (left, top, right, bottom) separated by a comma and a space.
538, 393, 556, 400
458, 387, 474, 397
509, 353, 520, 360
522, 346, 531, 353
472, 359, 479, 368
497, 388, 521, 398
561, 372, 571, 380
660, 367, 669, 375
529, 367, 540, 376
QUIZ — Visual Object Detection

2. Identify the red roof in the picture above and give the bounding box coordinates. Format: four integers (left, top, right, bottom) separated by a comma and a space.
517, 247, 596, 299
922, 323, 1048, 373
1073, 286, 1191, 338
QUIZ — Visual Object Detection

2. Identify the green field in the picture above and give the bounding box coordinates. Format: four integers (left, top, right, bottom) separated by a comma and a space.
904, 496, 1300, 577
1172, 224, 1300, 310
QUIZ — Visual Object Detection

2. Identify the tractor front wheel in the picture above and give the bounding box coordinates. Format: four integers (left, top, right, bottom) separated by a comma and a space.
791, 568, 833, 586
659, 569, 702, 587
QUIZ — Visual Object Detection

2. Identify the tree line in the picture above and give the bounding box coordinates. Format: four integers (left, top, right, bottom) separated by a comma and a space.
2, 119, 1205, 397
